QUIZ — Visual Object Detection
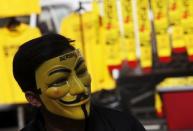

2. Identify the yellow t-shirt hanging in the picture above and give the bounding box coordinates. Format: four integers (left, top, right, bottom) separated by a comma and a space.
103, 0, 121, 72
0, 23, 41, 104
151, 0, 171, 62
121, 0, 137, 68
171, 26, 186, 53
60, 13, 83, 54
0, 34, 13, 105
60, 11, 115, 93
168, 0, 182, 25
0, 0, 41, 18
185, 34, 193, 61
137, 0, 152, 72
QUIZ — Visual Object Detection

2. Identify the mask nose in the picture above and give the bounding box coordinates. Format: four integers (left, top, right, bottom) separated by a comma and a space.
68, 74, 87, 96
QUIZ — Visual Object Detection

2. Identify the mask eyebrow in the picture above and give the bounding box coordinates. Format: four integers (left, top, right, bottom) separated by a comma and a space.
75, 58, 84, 70
48, 68, 71, 76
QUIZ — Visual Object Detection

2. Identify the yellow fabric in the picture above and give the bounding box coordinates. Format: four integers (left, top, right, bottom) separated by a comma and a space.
0, 23, 41, 104
100, 27, 116, 91
60, 10, 115, 93
121, 0, 137, 62
172, 26, 185, 49
140, 42, 152, 68
0, 36, 13, 104
181, 17, 193, 33
60, 13, 83, 53
103, 0, 118, 28
81, 10, 115, 91
152, 1, 169, 33
168, 0, 182, 25
104, 28, 121, 66
185, 34, 193, 56
156, 34, 171, 58
103, 0, 121, 67
155, 93, 163, 117
151, 0, 171, 58
137, 0, 152, 69
0, 0, 41, 18
180, 1, 193, 56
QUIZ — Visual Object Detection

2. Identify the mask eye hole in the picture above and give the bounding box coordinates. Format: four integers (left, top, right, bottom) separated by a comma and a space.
75, 58, 88, 76
76, 67, 87, 76
48, 77, 68, 87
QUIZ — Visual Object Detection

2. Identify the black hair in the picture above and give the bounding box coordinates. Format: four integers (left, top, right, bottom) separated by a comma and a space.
13, 33, 75, 93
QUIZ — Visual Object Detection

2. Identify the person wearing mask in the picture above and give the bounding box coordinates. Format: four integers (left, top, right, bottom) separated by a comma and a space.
13, 34, 146, 131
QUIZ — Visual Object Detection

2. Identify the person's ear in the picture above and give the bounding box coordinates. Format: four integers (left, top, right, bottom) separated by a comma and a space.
25, 91, 42, 107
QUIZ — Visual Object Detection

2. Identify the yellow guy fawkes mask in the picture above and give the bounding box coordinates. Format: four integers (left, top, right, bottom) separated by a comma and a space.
35, 49, 91, 120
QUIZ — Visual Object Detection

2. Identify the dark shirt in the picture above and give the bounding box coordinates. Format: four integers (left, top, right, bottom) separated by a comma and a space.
21, 105, 146, 131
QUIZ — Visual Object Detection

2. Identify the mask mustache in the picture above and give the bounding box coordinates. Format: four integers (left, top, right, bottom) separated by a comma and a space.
59, 93, 89, 105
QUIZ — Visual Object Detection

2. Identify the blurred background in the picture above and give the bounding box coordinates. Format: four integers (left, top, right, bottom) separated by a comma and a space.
0, 0, 193, 131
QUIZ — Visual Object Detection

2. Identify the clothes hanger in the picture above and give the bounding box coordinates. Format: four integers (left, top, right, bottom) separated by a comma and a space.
75, 2, 86, 14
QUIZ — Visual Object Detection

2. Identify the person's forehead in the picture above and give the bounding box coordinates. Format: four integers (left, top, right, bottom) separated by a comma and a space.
58, 49, 80, 61
37, 50, 82, 72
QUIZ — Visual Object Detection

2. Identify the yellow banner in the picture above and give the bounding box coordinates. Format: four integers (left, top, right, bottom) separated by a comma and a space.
0, 0, 41, 18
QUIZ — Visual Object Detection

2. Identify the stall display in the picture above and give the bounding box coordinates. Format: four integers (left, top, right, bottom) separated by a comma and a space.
151, 0, 171, 63
137, 0, 152, 72
1, 0, 193, 130
0, 0, 41, 105
0, 23, 41, 104
121, 0, 137, 69
60, 1, 115, 93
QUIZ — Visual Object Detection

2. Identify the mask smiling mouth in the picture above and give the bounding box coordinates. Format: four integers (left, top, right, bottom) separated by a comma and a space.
58, 93, 90, 106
